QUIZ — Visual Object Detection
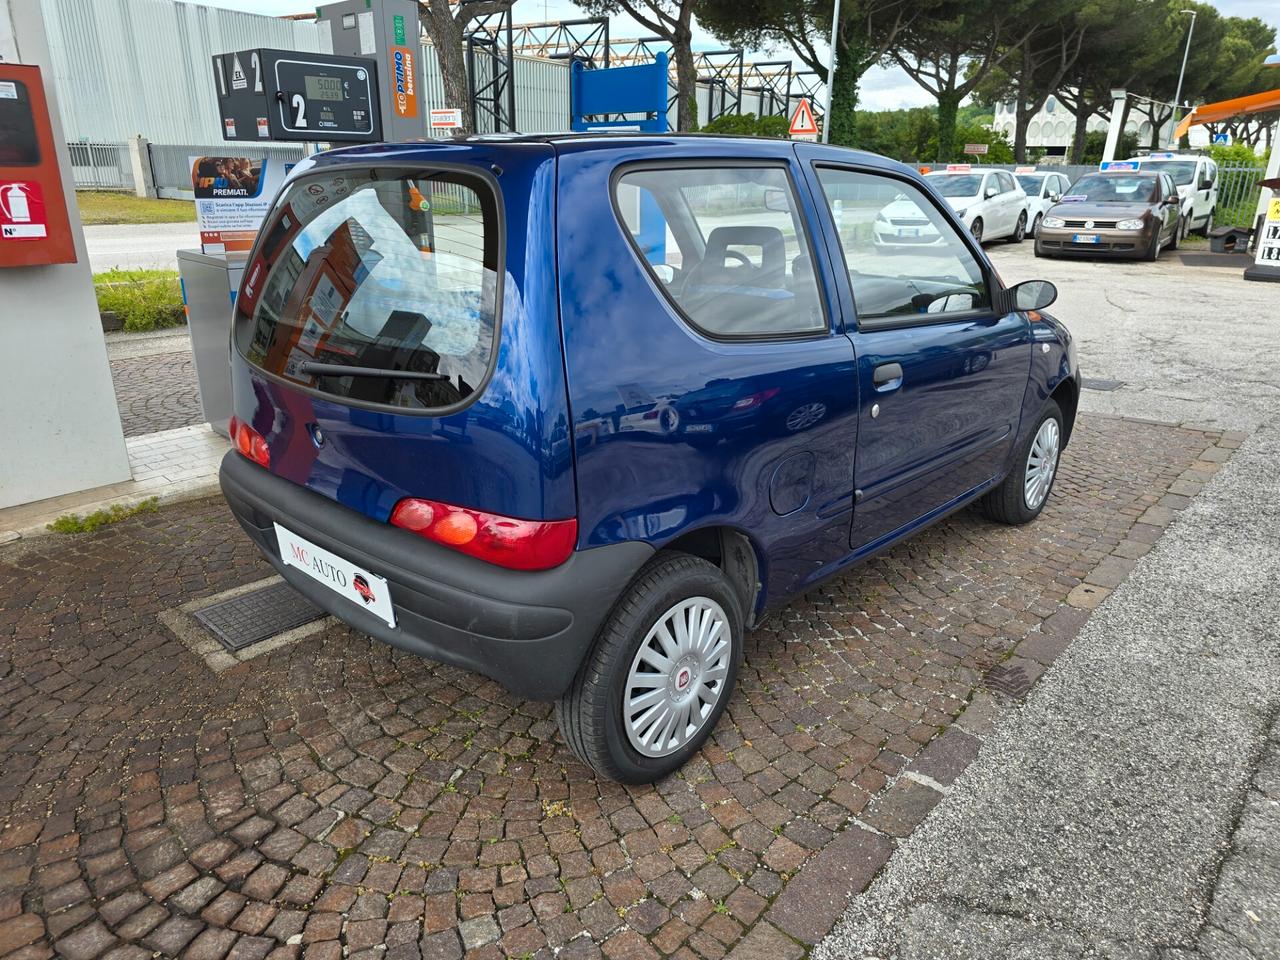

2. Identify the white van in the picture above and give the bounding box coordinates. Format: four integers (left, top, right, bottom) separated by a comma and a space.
1126, 153, 1219, 236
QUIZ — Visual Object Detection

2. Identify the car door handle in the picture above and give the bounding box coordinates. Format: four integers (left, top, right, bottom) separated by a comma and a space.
872, 362, 903, 391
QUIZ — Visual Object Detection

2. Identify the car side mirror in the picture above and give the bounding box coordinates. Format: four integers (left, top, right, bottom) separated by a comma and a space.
985, 185, 999, 199
1010, 279, 1057, 312
763, 189, 789, 212
1049, 191, 1061, 202
1199, 178, 1212, 191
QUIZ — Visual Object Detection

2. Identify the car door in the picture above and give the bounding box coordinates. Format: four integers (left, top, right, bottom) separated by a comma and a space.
796, 150, 1033, 552
1161, 174, 1180, 238
998, 170, 1022, 231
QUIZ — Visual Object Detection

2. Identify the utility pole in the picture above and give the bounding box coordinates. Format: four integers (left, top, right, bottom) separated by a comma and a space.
820, 0, 842, 143
1170, 9, 1197, 146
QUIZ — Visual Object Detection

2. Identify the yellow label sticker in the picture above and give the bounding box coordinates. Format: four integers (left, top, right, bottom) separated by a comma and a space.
1269, 198, 1280, 222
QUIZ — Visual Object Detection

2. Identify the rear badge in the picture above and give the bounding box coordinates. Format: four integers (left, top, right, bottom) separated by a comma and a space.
353, 574, 375, 605
309, 424, 325, 448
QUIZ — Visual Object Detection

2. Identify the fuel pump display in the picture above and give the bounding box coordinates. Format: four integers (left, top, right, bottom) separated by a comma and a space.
0, 63, 75, 266
213, 49, 382, 143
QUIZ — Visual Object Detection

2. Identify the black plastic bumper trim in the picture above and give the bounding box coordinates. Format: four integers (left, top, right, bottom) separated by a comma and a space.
218, 452, 653, 700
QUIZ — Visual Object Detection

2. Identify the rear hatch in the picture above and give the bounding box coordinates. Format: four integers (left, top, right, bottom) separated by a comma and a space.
229, 140, 575, 529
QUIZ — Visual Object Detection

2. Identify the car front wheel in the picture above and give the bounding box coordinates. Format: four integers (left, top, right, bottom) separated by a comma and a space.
970, 218, 984, 244
556, 553, 743, 783
1032, 212, 1044, 237
979, 400, 1063, 525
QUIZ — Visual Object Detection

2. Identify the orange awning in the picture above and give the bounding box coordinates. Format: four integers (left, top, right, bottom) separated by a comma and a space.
1174, 88, 1280, 140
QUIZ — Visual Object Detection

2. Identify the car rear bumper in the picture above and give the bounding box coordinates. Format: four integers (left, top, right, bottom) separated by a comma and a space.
1036, 225, 1154, 257
219, 452, 653, 700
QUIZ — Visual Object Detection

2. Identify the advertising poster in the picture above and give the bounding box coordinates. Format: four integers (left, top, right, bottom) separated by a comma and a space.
190, 155, 292, 256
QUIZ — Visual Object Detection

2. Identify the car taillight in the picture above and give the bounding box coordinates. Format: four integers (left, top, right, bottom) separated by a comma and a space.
228, 416, 270, 468
390, 498, 577, 571
732, 387, 781, 410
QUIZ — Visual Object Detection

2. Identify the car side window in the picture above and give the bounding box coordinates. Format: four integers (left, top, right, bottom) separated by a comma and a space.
814, 166, 991, 326
613, 166, 825, 338
996, 171, 1015, 193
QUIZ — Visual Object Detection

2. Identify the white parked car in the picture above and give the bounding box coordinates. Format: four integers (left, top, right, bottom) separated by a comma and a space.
1015, 171, 1073, 237
1125, 152, 1219, 236
925, 168, 1029, 244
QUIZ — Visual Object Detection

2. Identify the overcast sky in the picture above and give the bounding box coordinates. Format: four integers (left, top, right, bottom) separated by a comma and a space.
188, 0, 1279, 111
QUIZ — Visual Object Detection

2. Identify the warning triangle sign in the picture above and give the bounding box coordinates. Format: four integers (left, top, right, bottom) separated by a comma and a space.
789, 98, 819, 138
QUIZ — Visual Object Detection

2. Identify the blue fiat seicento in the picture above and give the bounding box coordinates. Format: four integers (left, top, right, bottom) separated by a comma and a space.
220, 135, 1078, 782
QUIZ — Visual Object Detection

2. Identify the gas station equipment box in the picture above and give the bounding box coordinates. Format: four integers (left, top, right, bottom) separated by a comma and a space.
212, 48, 382, 143
0, 63, 76, 267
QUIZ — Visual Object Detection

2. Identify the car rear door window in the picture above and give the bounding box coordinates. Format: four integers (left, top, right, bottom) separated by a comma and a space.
613, 166, 825, 338
235, 167, 500, 412
815, 167, 990, 326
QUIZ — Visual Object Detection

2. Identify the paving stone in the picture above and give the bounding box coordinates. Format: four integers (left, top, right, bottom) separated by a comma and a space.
767, 826, 894, 944
723, 921, 804, 960
0, 414, 1212, 960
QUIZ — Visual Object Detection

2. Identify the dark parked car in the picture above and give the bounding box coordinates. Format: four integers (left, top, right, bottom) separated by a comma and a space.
1035, 170, 1182, 260
220, 135, 1078, 782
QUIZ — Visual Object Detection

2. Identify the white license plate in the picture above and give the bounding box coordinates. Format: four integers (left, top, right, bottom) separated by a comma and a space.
1072, 233, 1101, 244
274, 523, 397, 628
902, 228, 920, 237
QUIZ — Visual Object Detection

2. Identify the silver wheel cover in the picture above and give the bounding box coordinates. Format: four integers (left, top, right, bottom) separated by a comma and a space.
623, 597, 731, 758
1024, 417, 1061, 510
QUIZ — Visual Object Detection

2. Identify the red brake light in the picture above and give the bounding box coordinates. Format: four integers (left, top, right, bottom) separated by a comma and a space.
228, 416, 270, 468
390, 498, 577, 571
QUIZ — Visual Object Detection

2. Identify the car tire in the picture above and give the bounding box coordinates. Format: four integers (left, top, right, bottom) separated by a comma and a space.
970, 218, 984, 244
555, 553, 743, 783
1197, 207, 1215, 236
1143, 227, 1162, 261
1032, 212, 1043, 237
1005, 211, 1027, 244
978, 400, 1063, 526
1034, 236, 1050, 258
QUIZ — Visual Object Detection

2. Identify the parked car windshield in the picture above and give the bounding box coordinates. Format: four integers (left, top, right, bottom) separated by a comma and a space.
1139, 160, 1196, 186
1016, 175, 1045, 194
234, 168, 500, 411
930, 174, 984, 197
1063, 174, 1158, 203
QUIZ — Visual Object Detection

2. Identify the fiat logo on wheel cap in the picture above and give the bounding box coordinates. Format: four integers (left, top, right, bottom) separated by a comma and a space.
676, 668, 691, 690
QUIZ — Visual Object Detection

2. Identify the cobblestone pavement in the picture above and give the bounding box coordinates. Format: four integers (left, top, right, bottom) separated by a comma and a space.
109, 352, 203, 438
0, 414, 1225, 960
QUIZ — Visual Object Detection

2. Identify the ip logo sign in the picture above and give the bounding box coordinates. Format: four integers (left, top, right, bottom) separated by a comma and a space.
0, 181, 48, 240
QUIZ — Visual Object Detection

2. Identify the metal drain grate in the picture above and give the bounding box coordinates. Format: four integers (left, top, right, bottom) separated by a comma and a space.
193, 581, 324, 652
1082, 377, 1125, 392
984, 663, 1035, 699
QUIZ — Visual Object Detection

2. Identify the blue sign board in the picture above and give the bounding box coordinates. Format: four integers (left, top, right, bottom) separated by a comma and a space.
1212, 133, 1231, 145
570, 53, 669, 134
1099, 160, 1141, 171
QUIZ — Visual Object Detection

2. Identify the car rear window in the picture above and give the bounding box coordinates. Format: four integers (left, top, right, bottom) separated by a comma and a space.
235, 167, 500, 412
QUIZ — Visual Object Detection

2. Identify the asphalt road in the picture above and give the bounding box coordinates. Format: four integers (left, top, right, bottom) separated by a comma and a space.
817, 242, 1280, 960
84, 221, 199, 272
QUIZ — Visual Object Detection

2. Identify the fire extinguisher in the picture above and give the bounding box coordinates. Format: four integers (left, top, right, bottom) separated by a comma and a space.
0, 183, 33, 223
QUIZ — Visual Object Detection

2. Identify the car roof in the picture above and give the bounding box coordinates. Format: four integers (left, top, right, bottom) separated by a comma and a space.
1125, 153, 1204, 162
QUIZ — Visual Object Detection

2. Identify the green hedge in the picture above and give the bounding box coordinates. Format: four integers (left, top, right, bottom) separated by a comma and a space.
95, 268, 185, 332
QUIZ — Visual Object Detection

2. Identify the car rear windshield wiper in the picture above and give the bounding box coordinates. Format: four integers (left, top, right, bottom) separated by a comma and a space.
299, 361, 448, 381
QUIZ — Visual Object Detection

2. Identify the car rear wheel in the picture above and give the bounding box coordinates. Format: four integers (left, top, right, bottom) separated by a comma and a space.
978, 400, 1063, 525
970, 218, 984, 244
556, 553, 743, 783
1031, 212, 1044, 237
1005, 211, 1027, 244
1197, 207, 1215, 236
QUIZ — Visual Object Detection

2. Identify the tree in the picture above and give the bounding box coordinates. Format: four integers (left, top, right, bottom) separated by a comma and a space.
578, 0, 700, 131
698, 0, 929, 147
890, 0, 1038, 162
418, 0, 518, 135
973, 0, 1093, 162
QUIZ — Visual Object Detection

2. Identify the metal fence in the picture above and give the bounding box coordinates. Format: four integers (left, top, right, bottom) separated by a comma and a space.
67, 142, 134, 191
1215, 164, 1267, 229
147, 143, 310, 200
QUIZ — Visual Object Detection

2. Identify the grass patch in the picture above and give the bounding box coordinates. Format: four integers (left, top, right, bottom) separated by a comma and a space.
95, 268, 184, 332
48, 498, 159, 534
77, 191, 195, 225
